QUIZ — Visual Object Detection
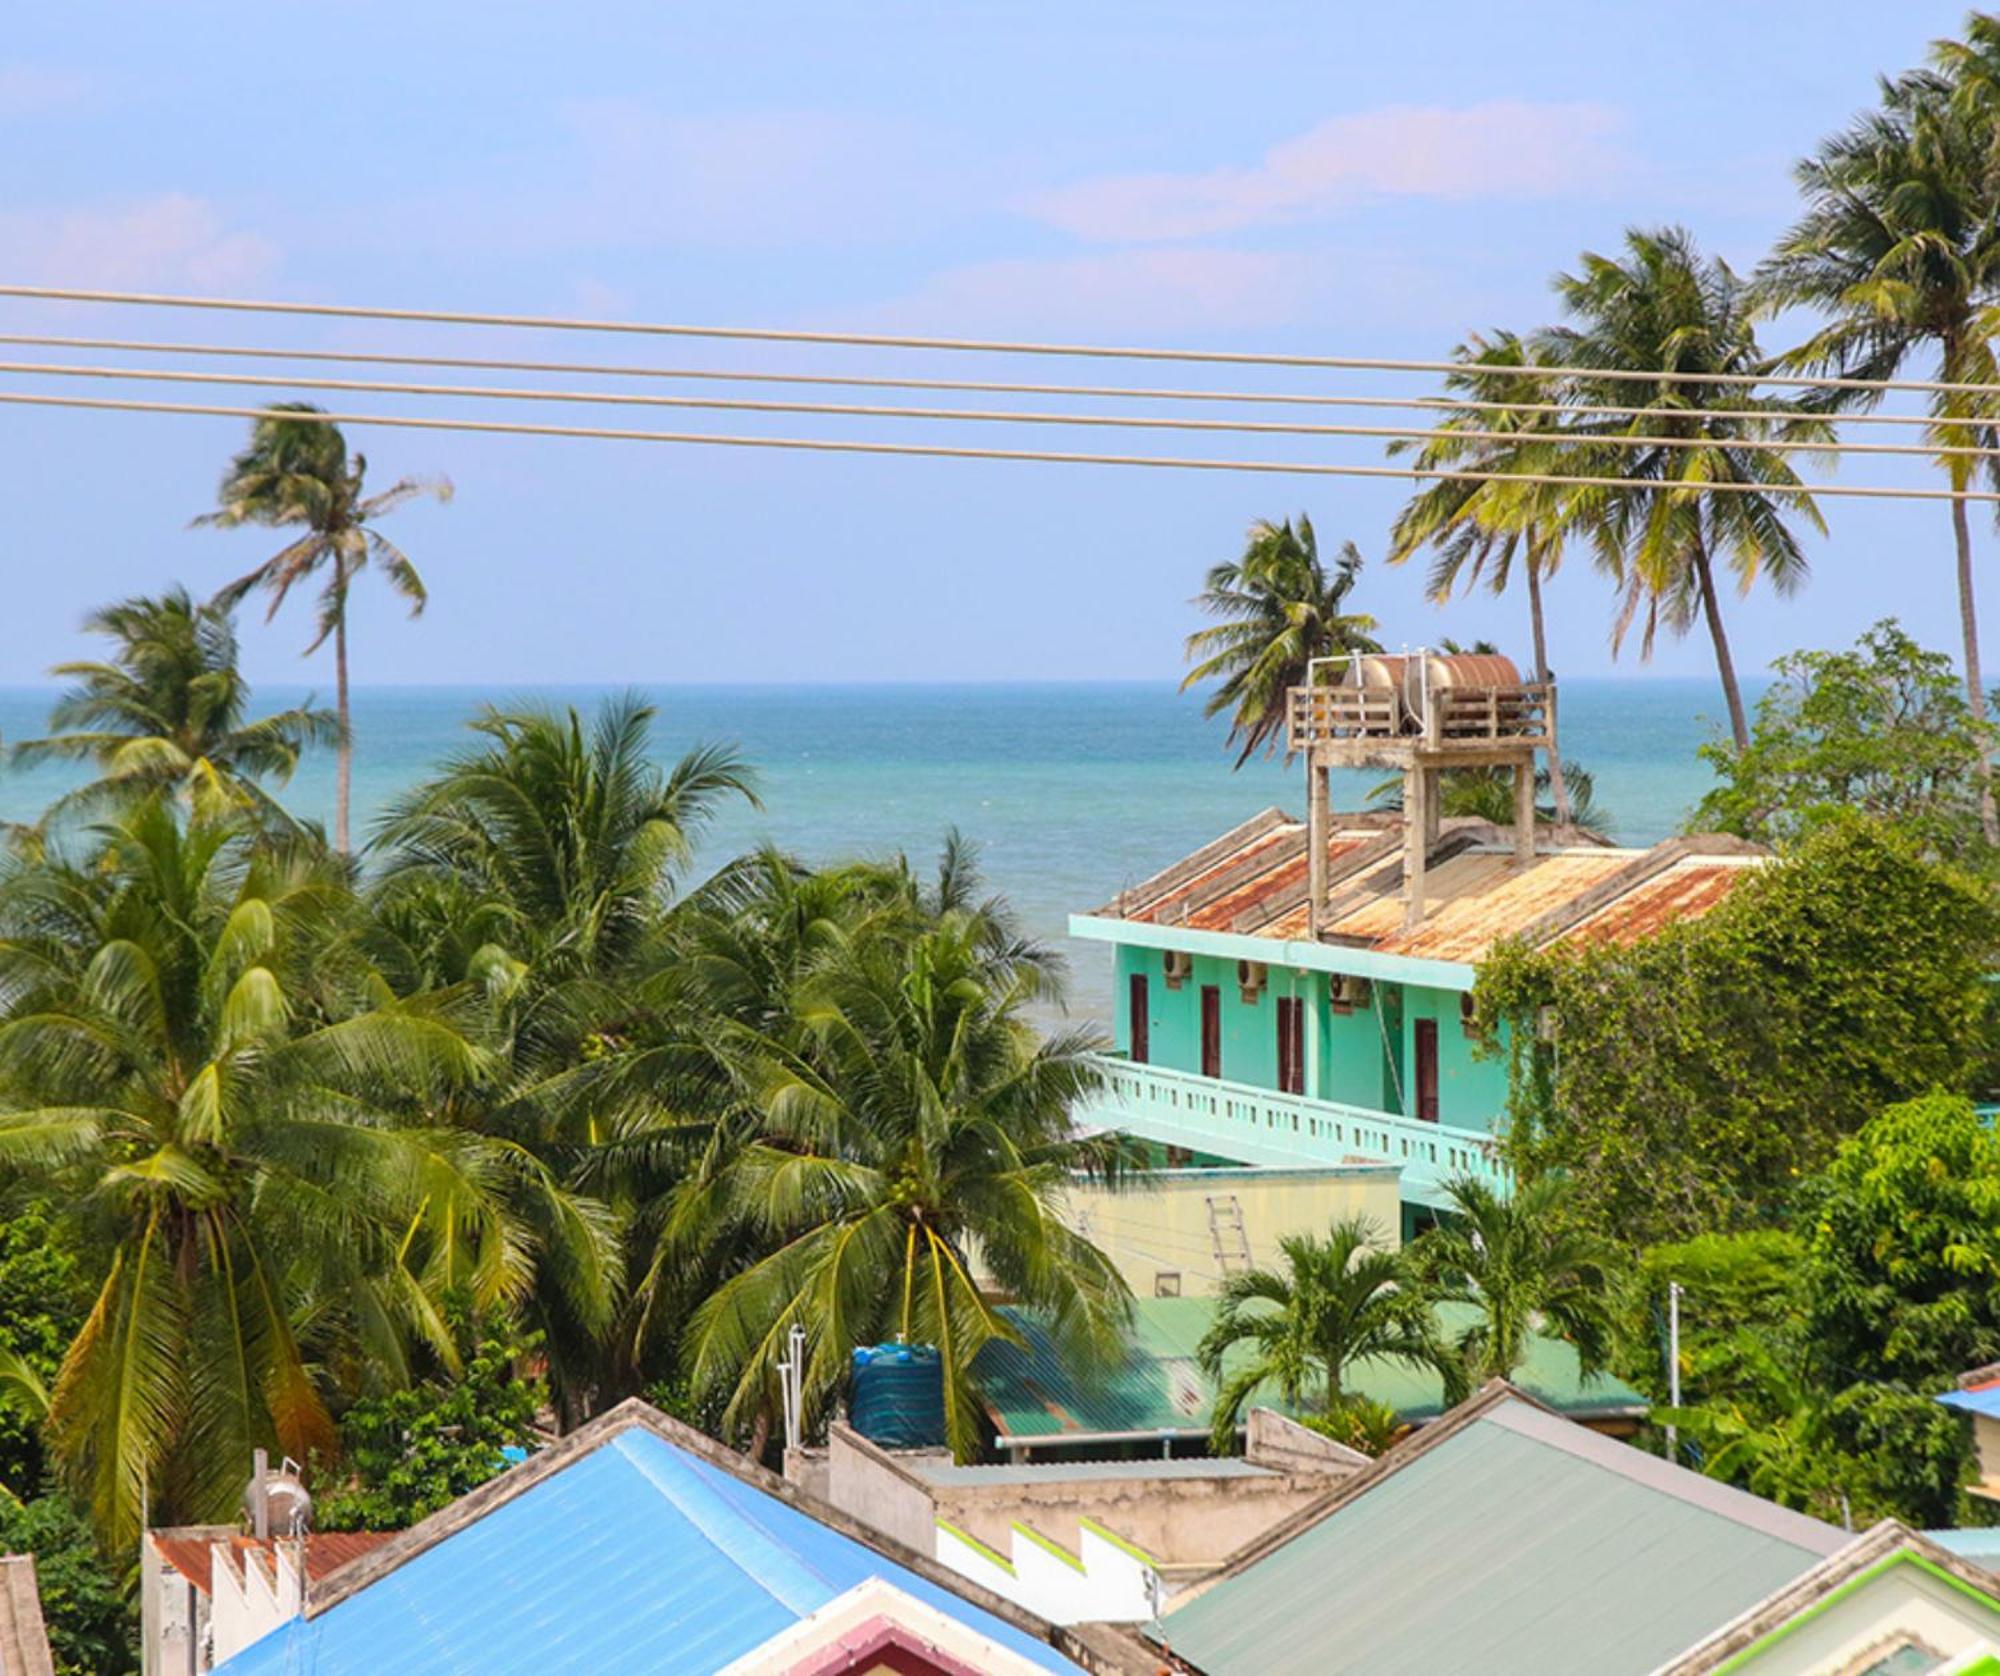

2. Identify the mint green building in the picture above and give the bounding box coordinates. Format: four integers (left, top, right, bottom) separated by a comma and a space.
1068, 664, 1764, 1230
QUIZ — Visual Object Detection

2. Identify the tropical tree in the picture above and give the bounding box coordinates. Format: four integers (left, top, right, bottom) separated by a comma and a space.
0, 801, 558, 1546
1411, 1175, 1615, 1386
1539, 227, 1827, 753
670, 848, 1134, 1460
1758, 54, 2000, 839
11, 589, 336, 831
1388, 331, 1591, 822
1198, 1217, 1451, 1453
1183, 516, 1382, 766
1369, 759, 1609, 837
198, 404, 452, 852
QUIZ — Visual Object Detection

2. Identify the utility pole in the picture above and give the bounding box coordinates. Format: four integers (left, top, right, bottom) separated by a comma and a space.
1665, 1282, 1683, 1465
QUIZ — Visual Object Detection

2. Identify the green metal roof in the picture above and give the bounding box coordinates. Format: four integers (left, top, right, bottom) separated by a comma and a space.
974, 1296, 1645, 1444
1159, 1395, 1845, 1676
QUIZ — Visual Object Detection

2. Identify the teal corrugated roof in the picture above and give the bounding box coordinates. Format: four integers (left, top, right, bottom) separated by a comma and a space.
1158, 1396, 1844, 1676
975, 1296, 1645, 1442
216, 1420, 1084, 1675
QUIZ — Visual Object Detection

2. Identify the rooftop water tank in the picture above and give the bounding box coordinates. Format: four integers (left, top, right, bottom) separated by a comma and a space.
850, 1343, 946, 1449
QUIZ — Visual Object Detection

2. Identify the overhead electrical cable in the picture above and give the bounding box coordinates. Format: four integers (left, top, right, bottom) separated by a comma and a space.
7, 282, 2000, 397
0, 330, 1965, 432
2, 356, 1988, 461
4, 387, 1998, 501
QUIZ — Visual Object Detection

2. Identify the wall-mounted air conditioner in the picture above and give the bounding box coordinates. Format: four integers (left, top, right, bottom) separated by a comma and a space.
1329, 973, 1372, 1010
1162, 949, 1193, 989
1237, 959, 1268, 1002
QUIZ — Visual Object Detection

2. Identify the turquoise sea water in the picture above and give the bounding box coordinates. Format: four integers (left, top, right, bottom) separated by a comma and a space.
0, 679, 1741, 1020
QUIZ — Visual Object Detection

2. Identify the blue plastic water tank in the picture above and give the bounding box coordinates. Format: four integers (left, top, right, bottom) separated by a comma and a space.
849, 1343, 947, 1448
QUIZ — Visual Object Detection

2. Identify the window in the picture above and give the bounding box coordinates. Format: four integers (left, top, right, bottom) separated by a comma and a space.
1275, 996, 1306, 1094
1414, 1018, 1440, 1123
1154, 1271, 1182, 1298
1201, 985, 1222, 1079
1128, 973, 1150, 1064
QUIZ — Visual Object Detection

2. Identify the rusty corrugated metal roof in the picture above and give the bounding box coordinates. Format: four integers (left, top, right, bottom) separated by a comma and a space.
151, 1530, 395, 1593
1087, 812, 1764, 966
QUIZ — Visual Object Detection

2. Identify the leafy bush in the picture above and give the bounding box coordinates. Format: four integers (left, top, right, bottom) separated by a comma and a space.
0, 1493, 134, 1675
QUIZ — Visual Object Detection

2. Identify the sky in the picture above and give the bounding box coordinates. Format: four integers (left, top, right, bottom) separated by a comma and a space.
0, 1, 1985, 689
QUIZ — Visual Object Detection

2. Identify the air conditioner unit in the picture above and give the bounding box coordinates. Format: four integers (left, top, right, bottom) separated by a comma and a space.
1237, 959, 1268, 1001
1162, 949, 1193, 989
1329, 973, 1372, 1009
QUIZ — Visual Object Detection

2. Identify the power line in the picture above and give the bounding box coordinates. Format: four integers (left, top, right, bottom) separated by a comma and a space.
7, 387, 1999, 501
0, 330, 1962, 432
5, 281, 2000, 398
5, 356, 1986, 462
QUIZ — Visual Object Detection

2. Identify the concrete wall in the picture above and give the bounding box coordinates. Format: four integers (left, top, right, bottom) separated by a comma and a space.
1061, 1164, 1403, 1299
824, 1425, 941, 1557
1115, 944, 1506, 1131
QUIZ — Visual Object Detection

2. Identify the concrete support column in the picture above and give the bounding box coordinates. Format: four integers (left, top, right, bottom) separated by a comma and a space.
1306, 751, 1329, 937
1403, 766, 1429, 929
1513, 754, 1536, 863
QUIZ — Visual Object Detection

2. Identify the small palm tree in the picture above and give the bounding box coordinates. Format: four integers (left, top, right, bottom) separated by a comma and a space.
1198, 1217, 1450, 1454
1183, 516, 1381, 767
197, 404, 452, 852
1389, 331, 1590, 823
1539, 228, 1827, 754
1758, 60, 2000, 840
672, 848, 1134, 1459
11, 588, 336, 830
1370, 759, 1610, 838
1411, 1175, 1615, 1387
0, 802, 537, 1547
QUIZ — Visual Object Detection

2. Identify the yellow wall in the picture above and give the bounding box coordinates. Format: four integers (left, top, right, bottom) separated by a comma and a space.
1061, 1164, 1404, 1299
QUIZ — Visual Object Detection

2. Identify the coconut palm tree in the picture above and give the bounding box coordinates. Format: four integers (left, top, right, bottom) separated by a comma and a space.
1370, 759, 1611, 838
1758, 63, 2000, 841
1411, 1175, 1615, 1387
1198, 1216, 1452, 1454
1183, 516, 1382, 767
1388, 332, 1593, 822
0, 801, 547, 1547
197, 404, 452, 853
1539, 228, 1827, 754
11, 588, 337, 831
670, 851, 1134, 1460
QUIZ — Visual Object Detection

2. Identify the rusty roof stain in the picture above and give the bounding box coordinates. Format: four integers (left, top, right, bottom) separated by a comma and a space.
1090, 813, 1764, 966
151, 1530, 396, 1594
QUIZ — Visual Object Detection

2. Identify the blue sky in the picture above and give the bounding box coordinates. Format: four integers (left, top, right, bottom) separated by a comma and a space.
0, 2, 1983, 687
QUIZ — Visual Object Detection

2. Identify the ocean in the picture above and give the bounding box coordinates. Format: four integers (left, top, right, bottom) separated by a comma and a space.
0, 679, 1740, 1021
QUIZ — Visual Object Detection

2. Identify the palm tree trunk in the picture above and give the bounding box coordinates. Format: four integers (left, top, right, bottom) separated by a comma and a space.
1691, 536, 1750, 754
1524, 548, 1571, 825
333, 582, 352, 854
1950, 489, 2000, 845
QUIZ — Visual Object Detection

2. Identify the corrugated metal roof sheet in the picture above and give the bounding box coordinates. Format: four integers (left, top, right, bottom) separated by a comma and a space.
1940, 1381, 2000, 1420
1158, 1397, 1843, 1676
975, 1298, 1643, 1443
152, 1531, 394, 1593
910, 1457, 1274, 1488
216, 1426, 1084, 1676
1088, 813, 1764, 966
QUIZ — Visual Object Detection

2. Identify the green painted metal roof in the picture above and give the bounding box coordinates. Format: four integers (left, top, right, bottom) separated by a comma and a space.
1157, 1396, 1844, 1676
974, 1297, 1645, 1443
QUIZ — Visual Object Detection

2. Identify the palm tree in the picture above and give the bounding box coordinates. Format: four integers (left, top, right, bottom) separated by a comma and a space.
1370, 759, 1610, 837
1411, 1175, 1615, 1387
1539, 227, 1826, 754
670, 847, 1134, 1459
1183, 516, 1382, 767
197, 404, 452, 853
0, 802, 546, 1547
1758, 63, 2000, 841
11, 588, 337, 830
1198, 1216, 1451, 1453
1389, 332, 1590, 823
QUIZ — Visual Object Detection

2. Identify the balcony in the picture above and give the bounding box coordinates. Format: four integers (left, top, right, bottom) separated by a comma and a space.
1073, 1055, 1507, 1211
1286, 681, 1554, 757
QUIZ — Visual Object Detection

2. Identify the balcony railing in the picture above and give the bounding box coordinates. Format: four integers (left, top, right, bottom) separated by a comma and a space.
1074, 1055, 1508, 1209
1286, 682, 1554, 754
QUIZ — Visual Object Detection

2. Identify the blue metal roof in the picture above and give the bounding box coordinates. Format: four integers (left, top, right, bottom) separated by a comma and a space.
1938, 1383, 2000, 1420
217, 1426, 1084, 1675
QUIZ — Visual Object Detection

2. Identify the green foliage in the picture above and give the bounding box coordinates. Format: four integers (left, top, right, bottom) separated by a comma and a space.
0, 1203, 84, 1497
317, 1318, 544, 1532
1197, 1217, 1452, 1454
1801, 1093, 2000, 1386
1477, 818, 2000, 1244
1411, 1175, 1616, 1387
1693, 622, 1994, 860
0, 1493, 135, 1675
1295, 1396, 1408, 1457
1182, 515, 1380, 767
